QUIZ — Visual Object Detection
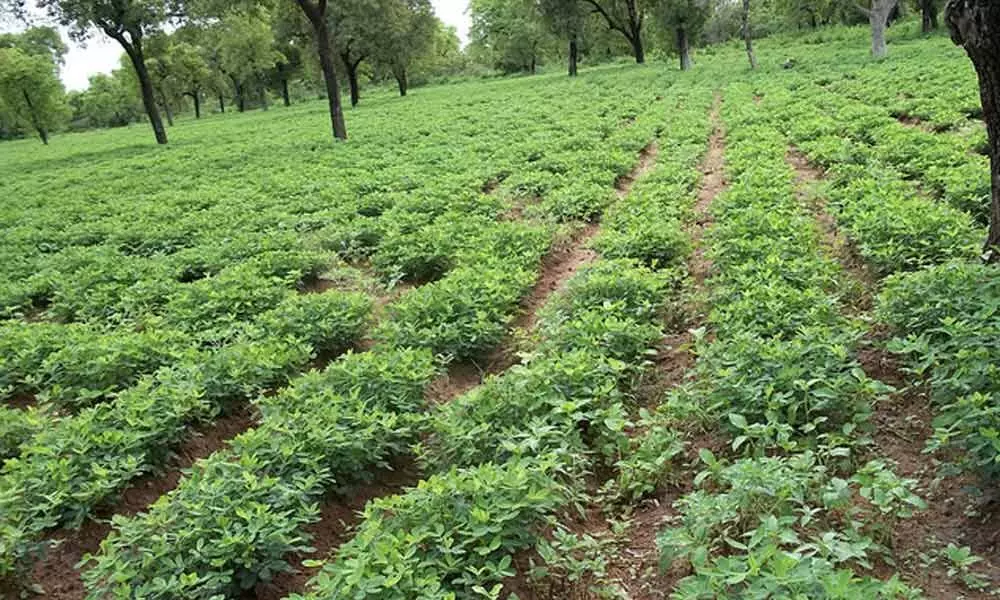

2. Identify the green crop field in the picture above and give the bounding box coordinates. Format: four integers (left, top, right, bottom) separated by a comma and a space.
1, 18, 999, 600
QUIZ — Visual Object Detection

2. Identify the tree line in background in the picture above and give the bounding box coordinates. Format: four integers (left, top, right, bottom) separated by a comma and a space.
0, 0, 953, 145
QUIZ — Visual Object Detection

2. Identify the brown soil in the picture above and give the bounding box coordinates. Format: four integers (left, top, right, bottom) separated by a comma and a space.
424, 361, 486, 405
786, 148, 878, 312
5, 393, 36, 410
616, 142, 659, 197
857, 341, 1000, 598
689, 95, 726, 288
513, 95, 730, 600
254, 459, 422, 600
796, 145, 1000, 597
488, 138, 661, 374
28, 408, 256, 600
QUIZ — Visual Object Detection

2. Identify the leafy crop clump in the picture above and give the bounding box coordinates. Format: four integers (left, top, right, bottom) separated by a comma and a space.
878, 262, 1000, 479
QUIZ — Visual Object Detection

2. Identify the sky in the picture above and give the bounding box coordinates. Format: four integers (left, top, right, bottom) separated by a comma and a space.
2, 0, 471, 92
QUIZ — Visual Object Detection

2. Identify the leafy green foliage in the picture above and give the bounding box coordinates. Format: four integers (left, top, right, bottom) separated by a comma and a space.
878, 262, 1000, 479
659, 452, 924, 600
292, 457, 571, 600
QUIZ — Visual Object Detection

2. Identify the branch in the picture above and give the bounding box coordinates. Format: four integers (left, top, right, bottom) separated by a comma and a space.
854, 2, 873, 16
583, 0, 628, 37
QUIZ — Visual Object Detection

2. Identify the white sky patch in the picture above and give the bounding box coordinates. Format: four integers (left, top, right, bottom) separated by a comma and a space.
3, 0, 471, 92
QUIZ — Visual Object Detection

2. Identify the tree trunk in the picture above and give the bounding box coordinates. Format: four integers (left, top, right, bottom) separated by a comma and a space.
868, 0, 897, 58
118, 36, 167, 145
218, 93, 225, 113
343, 52, 361, 107
306, 7, 347, 140
159, 91, 174, 126
261, 84, 269, 111
568, 37, 579, 76
743, 0, 758, 69
21, 89, 48, 144
947, 0, 1000, 260
630, 35, 645, 64
281, 78, 290, 107
627, 0, 644, 63
236, 83, 245, 112
530, 54, 536, 75
192, 92, 201, 119
395, 67, 408, 96
922, 0, 939, 31
677, 27, 692, 70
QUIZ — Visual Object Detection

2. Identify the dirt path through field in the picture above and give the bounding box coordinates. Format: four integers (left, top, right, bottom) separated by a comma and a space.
532, 93, 730, 600
786, 148, 1000, 599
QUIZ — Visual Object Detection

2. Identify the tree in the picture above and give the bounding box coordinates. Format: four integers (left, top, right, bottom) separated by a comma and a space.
742, 0, 757, 69
0, 25, 67, 63
856, 0, 899, 58
216, 9, 284, 112
946, 0, 1000, 261
912, 0, 940, 32
144, 34, 180, 125
291, 0, 347, 140
539, 0, 587, 76
327, 0, 379, 107
0, 45, 68, 143
74, 69, 143, 127
581, 0, 645, 63
410, 22, 465, 82
6, 0, 175, 144
653, 0, 712, 70
372, 0, 437, 96
167, 40, 211, 118
270, 7, 307, 107
470, 0, 550, 74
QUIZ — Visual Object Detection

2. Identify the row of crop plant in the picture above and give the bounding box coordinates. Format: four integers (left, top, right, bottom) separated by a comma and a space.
759, 78, 1000, 495
651, 87, 926, 598
0, 218, 555, 587
8, 100, 678, 594
754, 85, 983, 275
278, 90, 716, 600
767, 77, 991, 224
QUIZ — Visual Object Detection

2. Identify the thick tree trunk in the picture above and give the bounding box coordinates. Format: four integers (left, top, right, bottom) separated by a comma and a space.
871, 12, 888, 57
307, 9, 347, 140
395, 67, 408, 96
947, 0, 1000, 260
118, 36, 167, 145
743, 0, 758, 69
627, 0, 644, 63
630, 35, 645, 64
281, 78, 290, 107
218, 93, 225, 113
922, 0, 939, 31
192, 92, 200, 119
21, 89, 48, 144
867, 0, 897, 58
568, 37, 579, 76
677, 27, 692, 70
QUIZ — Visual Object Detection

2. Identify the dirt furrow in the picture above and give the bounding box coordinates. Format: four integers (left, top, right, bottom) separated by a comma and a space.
595, 94, 728, 600
254, 458, 421, 600
30, 408, 256, 600
785, 148, 1000, 600
256, 139, 668, 600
